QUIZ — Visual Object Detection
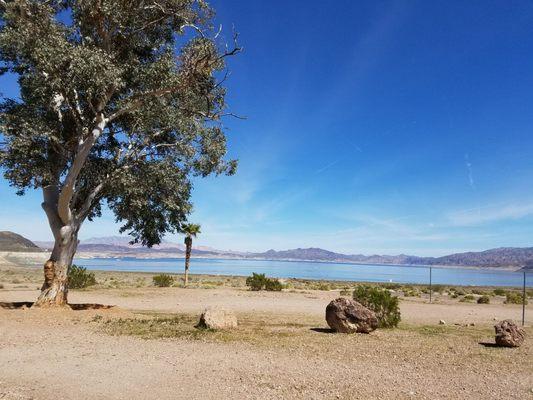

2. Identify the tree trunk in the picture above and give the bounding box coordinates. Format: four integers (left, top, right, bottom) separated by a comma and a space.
184, 237, 192, 286
33, 227, 79, 308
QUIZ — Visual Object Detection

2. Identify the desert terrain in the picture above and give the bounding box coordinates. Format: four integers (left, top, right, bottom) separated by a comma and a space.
0, 251, 532, 399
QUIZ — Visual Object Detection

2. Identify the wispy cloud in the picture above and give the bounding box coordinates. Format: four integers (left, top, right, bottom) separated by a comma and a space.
448, 202, 533, 226
464, 153, 475, 189
315, 160, 340, 174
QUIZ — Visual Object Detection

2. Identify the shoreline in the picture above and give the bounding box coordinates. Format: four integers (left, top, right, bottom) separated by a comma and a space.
2, 251, 530, 289
72, 252, 527, 272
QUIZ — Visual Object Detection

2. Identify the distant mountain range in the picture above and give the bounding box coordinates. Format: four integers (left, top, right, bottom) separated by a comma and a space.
248, 247, 533, 270
1, 232, 532, 270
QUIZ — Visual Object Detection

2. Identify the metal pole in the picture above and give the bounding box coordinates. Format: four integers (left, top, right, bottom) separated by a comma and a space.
429, 267, 432, 304
523, 271, 526, 327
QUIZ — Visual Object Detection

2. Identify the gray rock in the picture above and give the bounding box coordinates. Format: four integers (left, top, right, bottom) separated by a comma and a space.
494, 319, 525, 347
197, 307, 238, 330
439, 320, 446, 325
325, 297, 378, 333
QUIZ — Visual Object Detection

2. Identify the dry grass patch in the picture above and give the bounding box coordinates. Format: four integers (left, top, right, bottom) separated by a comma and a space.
96, 312, 317, 344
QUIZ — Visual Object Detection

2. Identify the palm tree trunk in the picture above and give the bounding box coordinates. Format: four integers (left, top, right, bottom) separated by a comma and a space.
184, 237, 192, 286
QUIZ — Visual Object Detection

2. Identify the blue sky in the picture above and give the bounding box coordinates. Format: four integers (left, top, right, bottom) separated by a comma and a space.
2, 0, 533, 256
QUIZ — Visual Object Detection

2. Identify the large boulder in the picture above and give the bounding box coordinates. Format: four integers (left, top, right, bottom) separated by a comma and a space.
197, 307, 238, 330
494, 319, 526, 347
326, 297, 378, 333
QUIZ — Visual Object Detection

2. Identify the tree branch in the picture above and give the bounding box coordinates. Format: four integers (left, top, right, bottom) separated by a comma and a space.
75, 181, 105, 221
57, 113, 106, 224
42, 185, 63, 241
107, 85, 181, 122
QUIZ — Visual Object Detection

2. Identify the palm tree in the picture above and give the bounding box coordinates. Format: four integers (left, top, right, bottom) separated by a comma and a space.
182, 223, 201, 286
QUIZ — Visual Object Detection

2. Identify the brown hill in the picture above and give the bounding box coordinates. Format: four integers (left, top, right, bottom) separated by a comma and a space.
0, 231, 43, 252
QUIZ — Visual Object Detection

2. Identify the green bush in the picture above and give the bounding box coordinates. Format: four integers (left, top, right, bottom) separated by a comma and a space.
245, 273, 283, 291
152, 274, 174, 287
353, 286, 401, 328
264, 278, 283, 291
68, 265, 96, 289
246, 273, 267, 291
477, 295, 490, 304
493, 288, 506, 296
460, 294, 475, 302
505, 292, 527, 305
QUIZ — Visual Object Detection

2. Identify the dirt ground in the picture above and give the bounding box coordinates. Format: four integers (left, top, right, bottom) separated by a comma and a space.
0, 252, 532, 399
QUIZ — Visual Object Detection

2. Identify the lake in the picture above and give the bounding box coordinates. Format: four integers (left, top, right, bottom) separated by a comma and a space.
74, 257, 532, 288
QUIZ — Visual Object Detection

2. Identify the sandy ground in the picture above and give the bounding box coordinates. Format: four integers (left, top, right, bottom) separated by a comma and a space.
0, 253, 532, 399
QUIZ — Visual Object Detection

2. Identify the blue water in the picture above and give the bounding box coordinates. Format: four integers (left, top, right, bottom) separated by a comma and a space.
73, 257, 532, 288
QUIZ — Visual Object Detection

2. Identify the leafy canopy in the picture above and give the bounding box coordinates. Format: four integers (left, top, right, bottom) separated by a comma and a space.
0, 0, 239, 245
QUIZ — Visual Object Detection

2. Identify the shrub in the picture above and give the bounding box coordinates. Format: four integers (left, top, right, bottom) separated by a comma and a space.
68, 265, 96, 289
315, 282, 331, 291
245, 273, 283, 291
477, 295, 490, 304
451, 293, 459, 299
353, 286, 401, 328
431, 284, 444, 294
505, 292, 528, 305
264, 278, 283, 291
152, 274, 174, 287
471, 289, 484, 295
339, 287, 352, 296
381, 282, 402, 290
0, 283, 4, 289
493, 288, 506, 296
246, 273, 267, 291
459, 294, 475, 303
403, 288, 419, 297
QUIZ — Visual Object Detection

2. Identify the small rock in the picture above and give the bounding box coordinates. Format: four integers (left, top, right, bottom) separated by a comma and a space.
494, 319, 526, 347
196, 307, 238, 330
439, 320, 446, 325
325, 297, 378, 333
469, 322, 475, 327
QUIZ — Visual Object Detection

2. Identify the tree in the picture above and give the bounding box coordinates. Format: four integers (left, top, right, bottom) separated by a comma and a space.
182, 222, 200, 286
0, 0, 240, 307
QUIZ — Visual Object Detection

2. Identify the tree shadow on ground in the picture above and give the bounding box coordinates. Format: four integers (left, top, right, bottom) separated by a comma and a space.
0, 301, 114, 310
